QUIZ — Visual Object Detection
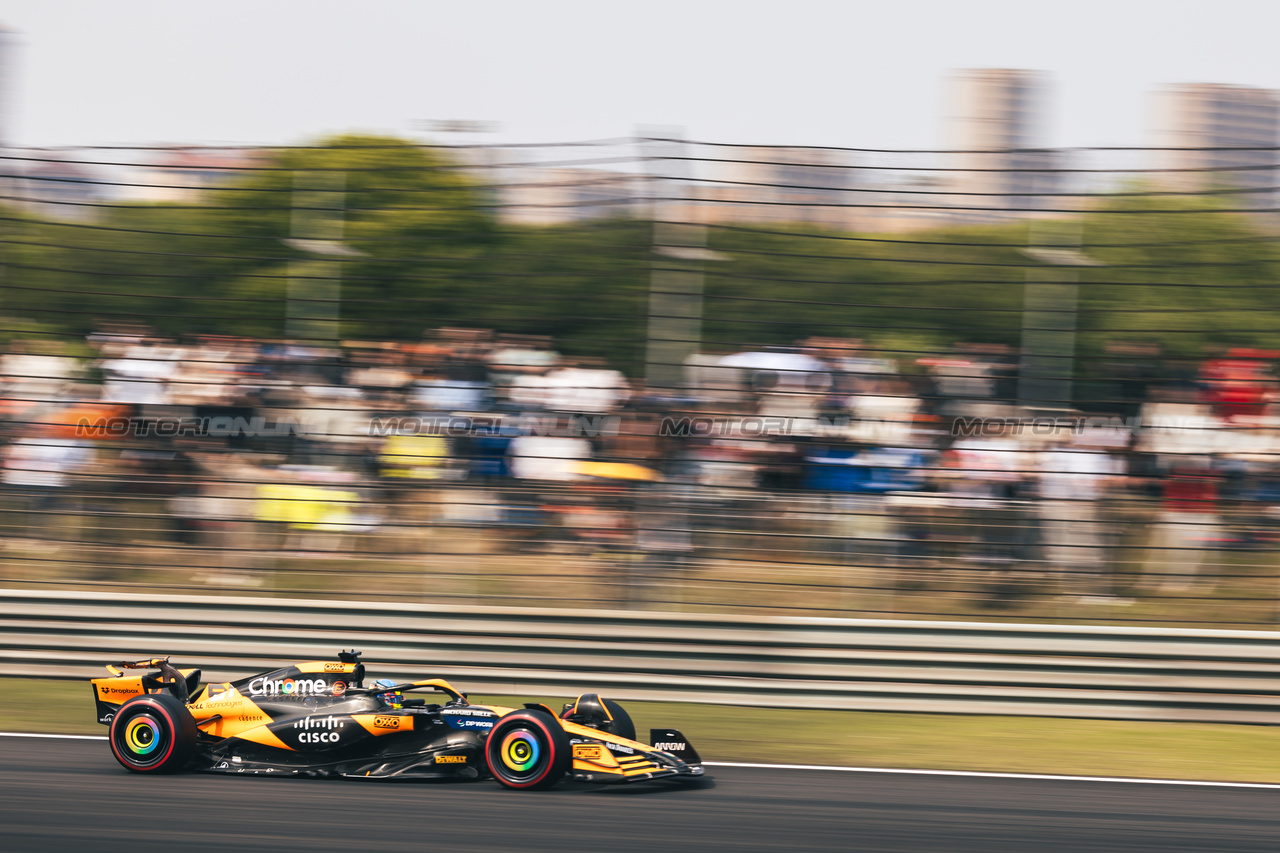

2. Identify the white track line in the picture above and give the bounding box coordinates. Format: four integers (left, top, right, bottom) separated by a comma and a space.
704, 761, 1280, 790
3, 733, 1275, 789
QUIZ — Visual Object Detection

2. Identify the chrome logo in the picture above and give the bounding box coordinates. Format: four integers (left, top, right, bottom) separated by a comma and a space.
500, 730, 540, 773
248, 676, 330, 696
125, 717, 160, 755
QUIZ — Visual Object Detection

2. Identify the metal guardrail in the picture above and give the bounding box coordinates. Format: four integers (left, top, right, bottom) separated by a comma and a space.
3, 589, 1279, 724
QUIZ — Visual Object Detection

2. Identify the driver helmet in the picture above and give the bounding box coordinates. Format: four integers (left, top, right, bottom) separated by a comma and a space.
371, 678, 403, 709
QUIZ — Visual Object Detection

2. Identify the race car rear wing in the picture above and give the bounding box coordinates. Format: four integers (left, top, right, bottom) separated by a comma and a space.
108, 657, 193, 701
104, 657, 171, 676
92, 657, 200, 725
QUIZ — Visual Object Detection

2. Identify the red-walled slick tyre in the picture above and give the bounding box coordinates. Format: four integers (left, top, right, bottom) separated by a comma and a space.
108, 693, 197, 773
485, 709, 571, 790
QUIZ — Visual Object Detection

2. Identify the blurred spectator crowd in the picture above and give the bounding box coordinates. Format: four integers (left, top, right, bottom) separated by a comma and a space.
3, 323, 1280, 611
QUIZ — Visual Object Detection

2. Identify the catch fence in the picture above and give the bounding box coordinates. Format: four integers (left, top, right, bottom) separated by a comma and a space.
0, 136, 1278, 627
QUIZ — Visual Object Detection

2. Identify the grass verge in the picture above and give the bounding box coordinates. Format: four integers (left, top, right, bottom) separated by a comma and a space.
9, 676, 1279, 784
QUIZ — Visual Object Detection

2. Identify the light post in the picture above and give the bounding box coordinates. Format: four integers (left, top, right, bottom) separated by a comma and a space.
282, 170, 363, 345
1017, 224, 1101, 413
641, 131, 730, 394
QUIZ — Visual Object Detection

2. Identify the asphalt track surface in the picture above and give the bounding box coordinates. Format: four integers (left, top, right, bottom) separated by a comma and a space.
3, 737, 1278, 852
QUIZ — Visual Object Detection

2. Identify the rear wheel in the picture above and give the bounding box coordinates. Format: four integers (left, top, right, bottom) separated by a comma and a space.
485, 709, 571, 790
108, 694, 197, 773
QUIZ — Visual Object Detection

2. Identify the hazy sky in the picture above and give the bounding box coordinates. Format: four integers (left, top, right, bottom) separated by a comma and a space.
3, 0, 1278, 150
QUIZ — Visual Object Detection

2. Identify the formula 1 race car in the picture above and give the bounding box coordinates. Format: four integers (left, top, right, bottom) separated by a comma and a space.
90, 652, 705, 789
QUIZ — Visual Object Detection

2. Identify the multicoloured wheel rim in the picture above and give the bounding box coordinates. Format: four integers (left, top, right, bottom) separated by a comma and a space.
117, 711, 170, 766
125, 716, 161, 756
498, 729, 542, 776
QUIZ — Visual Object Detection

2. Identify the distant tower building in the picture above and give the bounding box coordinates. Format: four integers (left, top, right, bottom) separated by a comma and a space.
126, 148, 267, 204
698, 146, 858, 231
0, 24, 17, 212
20, 156, 105, 221
1151, 84, 1279, 204
945, 69, 1059, 220
495, 166, 643, 226
0, 24, 13, 147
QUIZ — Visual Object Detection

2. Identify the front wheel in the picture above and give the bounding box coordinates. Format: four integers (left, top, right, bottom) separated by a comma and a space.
485, 709, 571, 790
108, 693, 197, 773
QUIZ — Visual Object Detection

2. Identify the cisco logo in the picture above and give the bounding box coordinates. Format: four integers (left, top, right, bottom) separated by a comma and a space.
294, 715, 345, 744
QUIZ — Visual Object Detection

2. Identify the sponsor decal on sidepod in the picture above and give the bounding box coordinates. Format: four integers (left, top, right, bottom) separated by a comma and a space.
294, 716, 346, 743
249, 676, 331, 697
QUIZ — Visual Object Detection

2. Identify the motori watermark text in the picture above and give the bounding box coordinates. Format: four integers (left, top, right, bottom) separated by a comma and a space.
76, 413, 627, 439
950, 416, 1138, 438
76, 415, 305, 439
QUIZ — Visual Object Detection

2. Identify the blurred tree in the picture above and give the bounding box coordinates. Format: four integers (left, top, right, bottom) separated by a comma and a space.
2, 156, 1277, 382
1077, 188, 1280, 358
1, 134, 495, 342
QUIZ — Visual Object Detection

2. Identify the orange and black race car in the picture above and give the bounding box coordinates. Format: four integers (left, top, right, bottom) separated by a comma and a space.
90, 651, 705, 790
